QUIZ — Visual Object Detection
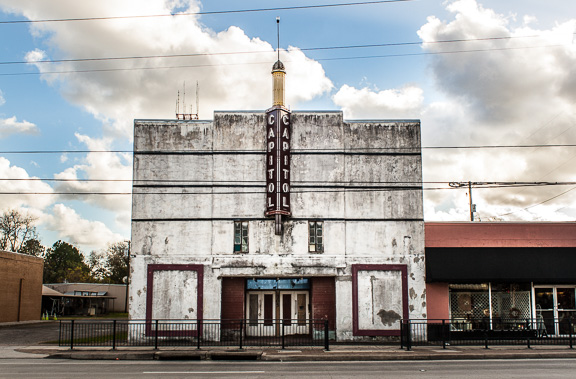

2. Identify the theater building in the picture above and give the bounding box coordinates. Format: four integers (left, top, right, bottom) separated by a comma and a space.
129, 58, 426, 341
426, 222, 576, 335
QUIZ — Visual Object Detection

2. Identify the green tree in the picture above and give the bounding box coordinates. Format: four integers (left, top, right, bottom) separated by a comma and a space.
18, 238, 46, 257
0, 209, 39, 253
43, 240, 92, 283
88, 250, 107, 282
103, 241, 130, 284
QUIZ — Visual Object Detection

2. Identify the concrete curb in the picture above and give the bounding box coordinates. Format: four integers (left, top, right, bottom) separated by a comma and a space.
37, 348, 576, 361
45, 349, 264, 361
0, 321, 55, 329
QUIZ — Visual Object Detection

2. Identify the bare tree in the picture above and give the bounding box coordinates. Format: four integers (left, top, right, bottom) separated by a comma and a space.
0, 209, 39, 253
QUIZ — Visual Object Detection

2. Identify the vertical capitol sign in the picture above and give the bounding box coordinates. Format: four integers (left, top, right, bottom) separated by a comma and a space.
265, 107, 291, 217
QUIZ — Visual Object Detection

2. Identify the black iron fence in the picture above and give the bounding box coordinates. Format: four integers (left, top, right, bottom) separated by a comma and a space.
59, 319, 330, 350
401, 319, 575, 350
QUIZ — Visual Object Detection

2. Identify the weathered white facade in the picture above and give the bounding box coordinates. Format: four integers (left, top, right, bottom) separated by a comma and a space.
130, 110, 426, 341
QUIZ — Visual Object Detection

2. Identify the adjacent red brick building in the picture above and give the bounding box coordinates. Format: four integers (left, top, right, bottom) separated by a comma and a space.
425, 222, 576, 336
0, 250, 43, 322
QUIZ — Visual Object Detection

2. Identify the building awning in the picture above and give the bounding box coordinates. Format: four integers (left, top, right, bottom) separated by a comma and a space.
41, 286, 116, 299
42, 286, 64, 297
426, 247, 576, 283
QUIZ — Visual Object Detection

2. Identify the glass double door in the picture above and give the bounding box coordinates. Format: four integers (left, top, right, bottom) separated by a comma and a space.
534, 286, 576, 336
245, 290, 309, 336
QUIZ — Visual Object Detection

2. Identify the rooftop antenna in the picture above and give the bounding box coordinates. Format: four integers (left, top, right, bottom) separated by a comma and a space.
176, 90, 180, 115
175, 81, 199, 120
196, 80, 199, 118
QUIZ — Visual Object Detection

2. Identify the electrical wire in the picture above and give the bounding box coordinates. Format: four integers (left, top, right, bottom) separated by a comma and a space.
1, 178, 576, 186
1, 144, 576, 154
0, 0, 415, 25
497, 186, 576, 217
2, 43, 567, 77
2, 182, 576, 196
0, 34, 549, 66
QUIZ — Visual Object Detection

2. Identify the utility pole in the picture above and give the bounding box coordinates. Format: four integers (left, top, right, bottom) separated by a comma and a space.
450, 181, 476, 221
468, 181, 474, 221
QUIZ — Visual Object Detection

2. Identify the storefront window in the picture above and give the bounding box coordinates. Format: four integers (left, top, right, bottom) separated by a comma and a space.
449, 284, 489, 323
449, 283, 532, 330
490, 283, 531, 329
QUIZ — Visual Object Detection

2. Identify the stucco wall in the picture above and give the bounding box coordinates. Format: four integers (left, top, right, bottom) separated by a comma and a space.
0, 250, 43, 322
130, 111, 425, 340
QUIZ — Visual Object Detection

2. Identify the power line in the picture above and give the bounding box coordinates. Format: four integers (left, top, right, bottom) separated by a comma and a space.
2, 43, 567, 77
2, 144, 576, 154
0, 0, 415, 25
0, 34, 548, 66
2, 182, 576, 196
1, 179, 576, 187
497, 186, 576, 217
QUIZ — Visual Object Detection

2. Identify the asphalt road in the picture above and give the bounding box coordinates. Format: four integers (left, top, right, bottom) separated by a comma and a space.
0, 322, 59, 345
0, 359, 575, 379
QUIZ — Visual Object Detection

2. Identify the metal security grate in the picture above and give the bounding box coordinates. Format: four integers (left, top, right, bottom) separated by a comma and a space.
450, 292, 490, 320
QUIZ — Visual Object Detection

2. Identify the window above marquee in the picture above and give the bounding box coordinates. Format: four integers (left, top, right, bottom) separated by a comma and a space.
234, 221, 249, 253
309, 221, 323, 253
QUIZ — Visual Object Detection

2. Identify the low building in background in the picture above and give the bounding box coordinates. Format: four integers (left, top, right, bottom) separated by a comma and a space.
0, 250, 43, 322
43, 283, 126, 316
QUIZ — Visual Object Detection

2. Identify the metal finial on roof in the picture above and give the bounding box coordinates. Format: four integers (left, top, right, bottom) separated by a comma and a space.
276, 17, 280, 62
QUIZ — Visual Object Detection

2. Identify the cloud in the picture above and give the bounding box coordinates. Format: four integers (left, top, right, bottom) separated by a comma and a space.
331, 0, 576, 222
417, 0, 576, 125
0, 88, 39, 137
54, 134, 132, 227
2, 0, 333, 139
417, 0, 576, 222
0, 157, 55, 210
333, 85, 423, 119
0, 116, 39, 137
44, 203, 124, 250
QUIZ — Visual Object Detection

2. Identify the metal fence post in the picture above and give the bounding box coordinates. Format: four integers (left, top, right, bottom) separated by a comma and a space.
197, 320, 202, 350
70, 320, 75, 350
281, 320, 285, 350
569, 320, 573, 349
400, 320, 404, 349
154, 320, 159, 350
112, 320, 117, 350
324, 320, 330, 351
406, 320, 412, 351
441, 319, 446, 349
239, 320, 244, 350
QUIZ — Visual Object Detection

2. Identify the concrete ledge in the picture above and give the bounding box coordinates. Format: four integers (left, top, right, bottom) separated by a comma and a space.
155, 351, 206, 360
208, 350, 262, 360
47, 351, 156, 360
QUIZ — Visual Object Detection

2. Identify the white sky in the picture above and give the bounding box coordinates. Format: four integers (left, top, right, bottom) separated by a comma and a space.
0, 0, 575, 253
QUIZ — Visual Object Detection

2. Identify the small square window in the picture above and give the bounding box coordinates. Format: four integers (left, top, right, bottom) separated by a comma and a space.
308, 221, 324, 253
234, 221, 249, 253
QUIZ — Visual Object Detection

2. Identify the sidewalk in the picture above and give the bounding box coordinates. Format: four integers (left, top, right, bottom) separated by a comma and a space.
6, 344, 576, 361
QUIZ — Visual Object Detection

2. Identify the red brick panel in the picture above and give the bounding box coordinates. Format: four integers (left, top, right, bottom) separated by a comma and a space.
311, 277, 335, 330
425, 222, 576, 248
221, 277, 245, 320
